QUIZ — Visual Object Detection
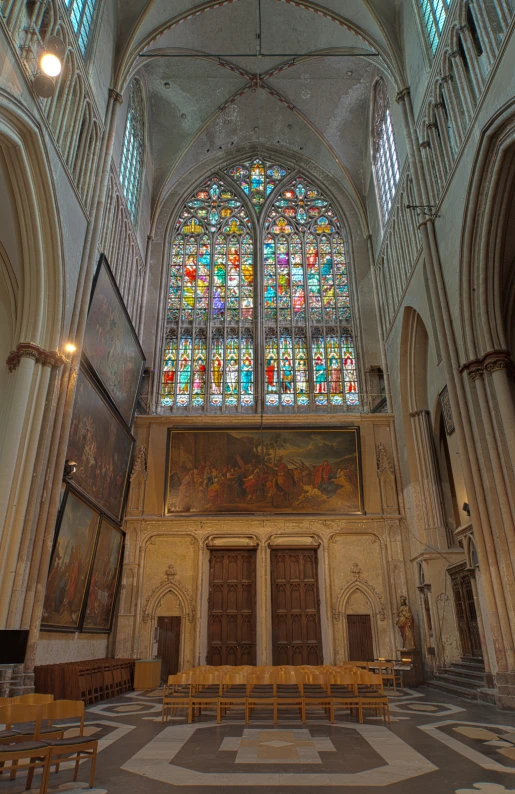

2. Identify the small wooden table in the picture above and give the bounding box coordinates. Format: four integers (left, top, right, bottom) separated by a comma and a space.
134, 658, 162, 690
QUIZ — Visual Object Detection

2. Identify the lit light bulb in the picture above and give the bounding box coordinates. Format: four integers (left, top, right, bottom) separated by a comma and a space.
41, 53, 62, 77
65, 343, 77, 353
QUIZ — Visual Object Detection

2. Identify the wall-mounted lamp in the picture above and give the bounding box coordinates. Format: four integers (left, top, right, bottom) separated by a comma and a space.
64, 343, 77, 354
64, 460, 78, 478
34, 36, 65, 97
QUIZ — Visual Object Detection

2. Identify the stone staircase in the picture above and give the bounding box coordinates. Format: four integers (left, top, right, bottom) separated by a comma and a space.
426, 655, 486, 700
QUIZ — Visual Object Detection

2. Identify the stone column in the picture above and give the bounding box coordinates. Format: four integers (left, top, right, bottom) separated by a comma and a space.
409, 409, 449, 549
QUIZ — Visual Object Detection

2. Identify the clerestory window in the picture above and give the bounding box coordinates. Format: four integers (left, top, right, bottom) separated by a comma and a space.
64, 0, 97, 55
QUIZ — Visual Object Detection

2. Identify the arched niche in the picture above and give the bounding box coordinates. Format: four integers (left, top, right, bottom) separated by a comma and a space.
142, 580, 195, 671
335, 581, 383, 661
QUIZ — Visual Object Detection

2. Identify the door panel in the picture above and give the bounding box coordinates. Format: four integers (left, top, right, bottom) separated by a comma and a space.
207, 549, 257, 665
451, 565, 482, 657
157, 616, 181, 681
347, 614, 374, 661
271, 548, 323, 665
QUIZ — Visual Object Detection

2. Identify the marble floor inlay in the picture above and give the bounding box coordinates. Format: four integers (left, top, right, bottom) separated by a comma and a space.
219, 728, 337, 764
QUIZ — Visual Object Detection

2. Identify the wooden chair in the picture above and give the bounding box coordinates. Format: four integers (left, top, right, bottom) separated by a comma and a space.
0, 703, 63, 746
329, 672, 361, 723
246, 673, 276, 724
356, 673, 390, 725
38, 700, 98, 794
275, 671, 303, 722
0, 740, 51, 791
11, 694, 54, 705
189, 674, 221, 723
377, 663, 403, 692
162, 674, 191, 723
300, 672, 331, 723
219, 673, 247, 721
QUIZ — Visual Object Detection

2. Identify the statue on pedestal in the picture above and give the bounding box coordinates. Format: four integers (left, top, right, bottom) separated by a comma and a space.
396, 595, 415, 650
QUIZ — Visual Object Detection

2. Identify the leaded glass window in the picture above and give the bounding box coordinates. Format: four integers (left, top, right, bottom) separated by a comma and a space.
417, 0, 452, 54
120, 80, 144, 223
161, 165, 359, 412
372, 79, 400, 224
263, 177, 358, 408
225, 158, 289, 213
162, 177, 255, 410
64, 0, 97, 55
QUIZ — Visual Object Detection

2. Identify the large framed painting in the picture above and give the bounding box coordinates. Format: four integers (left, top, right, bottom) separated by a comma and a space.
83, 518, 124, 633
42, 490, 100, 631
166, 428, 363, 515
67, 366, 135, 522
83, 256, 145, 426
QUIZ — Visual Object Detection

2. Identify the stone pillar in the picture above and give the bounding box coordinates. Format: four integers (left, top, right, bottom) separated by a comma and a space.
409, 409, 449, 549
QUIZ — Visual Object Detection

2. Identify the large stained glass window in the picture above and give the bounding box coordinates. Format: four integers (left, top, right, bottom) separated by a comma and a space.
263, 176, 359, 408
161, 177, 254, 409
161, 164, 359, 412
225, 158, 289, 213
371, 79, 400, 225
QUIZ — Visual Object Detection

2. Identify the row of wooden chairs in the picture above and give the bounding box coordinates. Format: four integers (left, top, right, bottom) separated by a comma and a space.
0, 698, 98, 794
34, 658, 134, 704
162, 667, 390, 726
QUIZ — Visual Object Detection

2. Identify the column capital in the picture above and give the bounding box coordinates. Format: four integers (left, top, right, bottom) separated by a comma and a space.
395, 86, 411, 104
109, 88, 124, 105
482, 349, 514, 374
419, 140, 431, 149
6, 342, 67, 373
409, 408, 430, 418
460, 359, 484, 380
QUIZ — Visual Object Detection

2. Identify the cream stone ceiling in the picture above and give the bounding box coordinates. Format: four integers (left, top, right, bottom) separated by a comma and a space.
113, 0, 404, 221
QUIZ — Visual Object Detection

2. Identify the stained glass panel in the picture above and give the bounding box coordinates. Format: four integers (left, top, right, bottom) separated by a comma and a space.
120, 81, 144, 223
280, 335, 294, 405
192, 337, 207, 407
342, 334, 359, 406
210, 335, 224, 406
226, 158, 289, 212
264, 234, 277, 322
265, 337, 279, 406
161, 337, 177, 406
241, 334, 254, 406
295, 335, 309, 405
312, 336, 328, 405
177, 336, 193, 406
65, 0, 97, 55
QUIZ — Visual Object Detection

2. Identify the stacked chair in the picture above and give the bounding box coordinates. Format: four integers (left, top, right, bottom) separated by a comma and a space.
162, 664, 391, 727
0, 694, 99, 793
34, 658, 134, 704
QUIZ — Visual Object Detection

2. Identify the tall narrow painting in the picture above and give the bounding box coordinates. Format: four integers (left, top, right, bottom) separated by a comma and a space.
83, 518, 124, 632
42, 490, 100, 631
83, 256, 145, 426
67, 367, 135, 522
166, 428, 362, 515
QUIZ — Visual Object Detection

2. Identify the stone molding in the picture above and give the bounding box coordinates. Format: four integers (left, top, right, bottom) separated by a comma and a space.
376, 442, 394, 476
6, 342, 67, 372
332, 562, 386, 623
130, 445, 148, 481
141, 563, 196, 624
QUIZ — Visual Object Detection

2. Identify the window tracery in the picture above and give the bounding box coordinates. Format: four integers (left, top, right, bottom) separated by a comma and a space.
64, 0, 97, 54
161, 165, 359, 412
120, 80, 145, 223
372, 79, 400, 224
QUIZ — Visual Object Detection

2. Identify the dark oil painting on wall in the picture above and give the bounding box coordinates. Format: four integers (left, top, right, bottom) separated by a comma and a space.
83, 257, 145, 426
83, 519, 124, 632
67, 368, 134, 521
166, 428, 362, 515
42, 491, 99, 631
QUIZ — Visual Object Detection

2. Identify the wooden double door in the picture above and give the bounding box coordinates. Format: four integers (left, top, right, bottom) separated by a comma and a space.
207, 550, 257, 665
271, 548, 323, 665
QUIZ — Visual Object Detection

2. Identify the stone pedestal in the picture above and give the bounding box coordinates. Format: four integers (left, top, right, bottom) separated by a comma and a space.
495, 671, 515, 710
0, 664, 34, 697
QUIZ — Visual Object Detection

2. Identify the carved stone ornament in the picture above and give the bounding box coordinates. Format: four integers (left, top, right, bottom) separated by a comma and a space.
141, 564, 195, 624
332, 562, 386, 623
376, 442, 394, 477
6, 342, 67, 372
130, 445, 148, 481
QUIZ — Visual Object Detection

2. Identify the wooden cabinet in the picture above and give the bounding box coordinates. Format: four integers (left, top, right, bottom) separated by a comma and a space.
207, 549, 257, 666
134, 658, 162, 690
271, 548, 323, 665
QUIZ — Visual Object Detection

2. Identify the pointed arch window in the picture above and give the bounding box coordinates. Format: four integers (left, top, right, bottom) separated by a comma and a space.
263, 176, 358, 408
64, 0, 97, 54
417, 0, 452, 54
162, 177, 255, 410
161, 164, 359, 412
372, 79, 400, 224
120, 81, 145, 223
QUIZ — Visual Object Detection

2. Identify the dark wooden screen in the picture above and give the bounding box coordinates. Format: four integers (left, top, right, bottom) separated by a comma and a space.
157, 616, 181, 680
450, 566, 482, 656
347, 614, 374, 660
207, 549, 256, 665
270, 548, 323, 665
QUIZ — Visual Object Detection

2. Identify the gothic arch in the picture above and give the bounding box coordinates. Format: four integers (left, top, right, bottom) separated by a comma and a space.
142, 577, 196, 669
334, 580, 383, 661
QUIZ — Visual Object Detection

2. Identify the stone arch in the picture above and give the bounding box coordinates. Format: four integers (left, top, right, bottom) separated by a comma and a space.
143, 579, 195, 670
336, 581, 382, 661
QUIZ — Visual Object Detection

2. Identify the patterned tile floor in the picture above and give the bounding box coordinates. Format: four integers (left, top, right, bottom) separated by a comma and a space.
4, 686, 515, 793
